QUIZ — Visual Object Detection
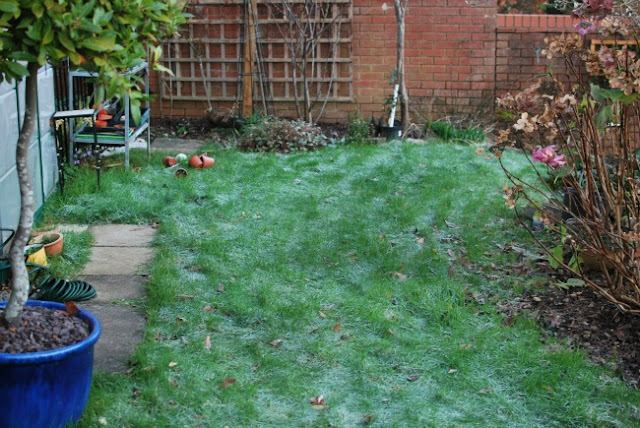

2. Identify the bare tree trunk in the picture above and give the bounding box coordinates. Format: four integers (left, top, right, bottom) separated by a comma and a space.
394, 0, 409, 133
4, 62, 39, 327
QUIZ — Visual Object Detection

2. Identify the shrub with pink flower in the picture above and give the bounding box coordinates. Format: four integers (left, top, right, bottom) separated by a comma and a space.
532, 145, 566, 167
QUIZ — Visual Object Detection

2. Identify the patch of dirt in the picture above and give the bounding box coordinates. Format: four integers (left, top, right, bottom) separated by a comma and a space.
501, 286, 640, 388
0, 306, 89, 353
151, 117, 222, 141
151, 117, 348, 142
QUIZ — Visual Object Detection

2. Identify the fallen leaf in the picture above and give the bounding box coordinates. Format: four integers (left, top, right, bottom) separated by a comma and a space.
448, 264, 456, 277
406, 374, 420, 382
545, 385, 554, 393
220, 378, 236, 389
391, 271, 407, 281
168, 361, 178, 368
217, 284, 225, 293
65, 302, 79, 316
98, 416, 107, 426
151, 222, 160, 229
332, 322, 342, 332
478, 388, 493, 394
168, 379, 179, 388
318, 311, 326, 319
310, 395, 328, 409
310, 395, 325, 405
448, 369, 458, 374
176, 316, 187, 322
311, 326, 319, 333
269, 339, 283, 347
294, 179, 302, 185
416, 237, 425, 244
177, 294, 195, 300
475, 148, 485, 156
446, 249, 457, 260
363, 415, 373, 425
204, 305, 215, 313
155, 330, 162, 341
204, 336, 211, 351
251, 364, 260, 372
445, 220, 458, 229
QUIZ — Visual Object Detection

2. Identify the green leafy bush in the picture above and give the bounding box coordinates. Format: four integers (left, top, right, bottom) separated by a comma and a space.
238, 117, 330, 153
344, 111, 371, 144
426, 120, 485, 143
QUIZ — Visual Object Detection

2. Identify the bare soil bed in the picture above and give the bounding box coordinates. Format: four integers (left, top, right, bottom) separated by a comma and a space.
502, 284, 640, 388
151, 116, 348, 142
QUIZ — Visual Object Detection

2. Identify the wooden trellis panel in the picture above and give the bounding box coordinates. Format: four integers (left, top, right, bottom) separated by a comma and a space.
160, 0, 353, 104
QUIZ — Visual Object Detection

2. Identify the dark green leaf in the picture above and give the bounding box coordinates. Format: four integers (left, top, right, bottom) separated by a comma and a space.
0, 0, 18, 13
6, 61, 29, 77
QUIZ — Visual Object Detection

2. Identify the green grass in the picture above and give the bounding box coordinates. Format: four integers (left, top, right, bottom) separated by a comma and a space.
45, 142, 640, 427
44, 230, 93, 279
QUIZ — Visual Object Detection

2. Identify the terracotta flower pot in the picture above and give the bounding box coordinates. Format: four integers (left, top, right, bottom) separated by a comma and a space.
31, 232, 64, 257
163, 156, 177, 167
189, 155, 203, 169
200, 155, 215, 168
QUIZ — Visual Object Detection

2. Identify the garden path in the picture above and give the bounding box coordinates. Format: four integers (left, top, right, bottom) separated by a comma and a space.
79, 224, 155, 373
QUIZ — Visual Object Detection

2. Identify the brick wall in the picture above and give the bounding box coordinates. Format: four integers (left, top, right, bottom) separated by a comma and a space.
151, 3, 590, 124
495, 14, 581, 96
353, 0, 496, 122
150, 0, 497, 123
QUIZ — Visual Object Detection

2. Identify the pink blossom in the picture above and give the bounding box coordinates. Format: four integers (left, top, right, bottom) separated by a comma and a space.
532, 145, 566, 168
574, 21, 596, 36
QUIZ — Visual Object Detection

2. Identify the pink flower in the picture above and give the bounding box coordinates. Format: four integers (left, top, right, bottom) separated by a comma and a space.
574, 21, 596, 36
532, 145, 566, 168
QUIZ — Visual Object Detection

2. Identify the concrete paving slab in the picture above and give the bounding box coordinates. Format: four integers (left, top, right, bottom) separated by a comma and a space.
81, 275, 146, 303
83, 246, 154, 276
89, 224, 156, 247
152, 137, 206, 153
81, 302, 145, 373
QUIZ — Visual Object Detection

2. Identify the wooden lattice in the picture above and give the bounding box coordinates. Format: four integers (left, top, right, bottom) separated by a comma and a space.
160, 0, 353, 106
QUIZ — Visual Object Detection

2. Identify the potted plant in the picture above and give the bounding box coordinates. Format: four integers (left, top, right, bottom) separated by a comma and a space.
381, 79, 403, 141
0, 1, 186, 425
30, 232, 64, 257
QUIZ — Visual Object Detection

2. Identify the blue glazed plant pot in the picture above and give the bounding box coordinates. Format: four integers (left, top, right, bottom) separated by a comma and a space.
0, 300, 101, 428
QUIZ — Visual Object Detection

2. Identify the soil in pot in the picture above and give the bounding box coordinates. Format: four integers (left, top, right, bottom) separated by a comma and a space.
0, 306, 89, 353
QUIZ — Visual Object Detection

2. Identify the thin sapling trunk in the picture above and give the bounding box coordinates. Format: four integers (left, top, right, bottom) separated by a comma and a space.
4, 62, 39, 327
393, 0, 409, 133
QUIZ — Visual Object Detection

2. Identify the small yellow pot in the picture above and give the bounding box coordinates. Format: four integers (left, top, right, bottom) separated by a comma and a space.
25, 244, 48, 267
